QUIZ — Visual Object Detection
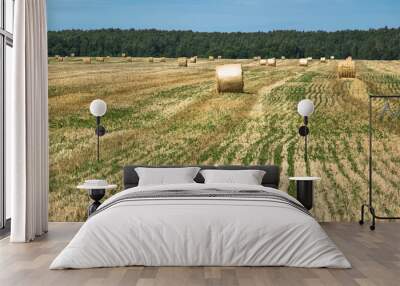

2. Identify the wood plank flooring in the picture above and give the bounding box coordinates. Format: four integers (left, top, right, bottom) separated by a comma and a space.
0, 222, 399, 286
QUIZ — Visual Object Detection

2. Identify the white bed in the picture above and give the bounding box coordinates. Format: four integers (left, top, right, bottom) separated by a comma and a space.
50, 183, 351, 269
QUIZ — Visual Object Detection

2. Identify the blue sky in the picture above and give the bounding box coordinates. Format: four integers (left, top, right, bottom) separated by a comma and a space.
47, 0, 400, 32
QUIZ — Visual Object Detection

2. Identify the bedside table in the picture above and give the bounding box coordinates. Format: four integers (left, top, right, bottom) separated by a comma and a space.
77, 183, 117, 216
288, 177, 320, 210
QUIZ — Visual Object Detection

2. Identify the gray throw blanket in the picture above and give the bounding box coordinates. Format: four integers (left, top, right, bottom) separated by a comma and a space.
91, 189, 311, 218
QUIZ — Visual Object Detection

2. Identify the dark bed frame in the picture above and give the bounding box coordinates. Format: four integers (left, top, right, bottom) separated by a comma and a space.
123, 165, 280, 189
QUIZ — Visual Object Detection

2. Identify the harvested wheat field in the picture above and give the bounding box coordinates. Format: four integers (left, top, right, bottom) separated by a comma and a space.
48, 57, 400, 222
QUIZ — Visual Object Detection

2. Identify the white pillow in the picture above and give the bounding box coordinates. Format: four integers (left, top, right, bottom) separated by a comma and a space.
200, 169, 266, 185
135, 167, 200, 186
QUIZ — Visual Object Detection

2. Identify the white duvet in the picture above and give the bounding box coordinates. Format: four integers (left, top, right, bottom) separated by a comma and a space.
50, 183, 351, 269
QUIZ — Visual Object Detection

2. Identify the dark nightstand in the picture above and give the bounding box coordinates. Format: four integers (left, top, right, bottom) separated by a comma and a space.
289, 177, 320, 210
77, 183, 117, 216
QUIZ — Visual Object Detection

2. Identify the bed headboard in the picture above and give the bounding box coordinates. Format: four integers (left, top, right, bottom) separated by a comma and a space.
123, 165, 280, 189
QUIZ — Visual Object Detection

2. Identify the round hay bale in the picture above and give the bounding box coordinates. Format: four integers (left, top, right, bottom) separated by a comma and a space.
346, 56, 353, 61
178, 57, 188, 67
307, 57, 313, 61
189, 57, 197, 63
121, 53, 126, 57
209, 56, 215, 61
338, 60, 356, 78
70, 53, 75, 57
57, 57, 64, 62
330, 56, 335, 60
160, 57, 166, 62
299, 58, 308, 66
83, 57, 92, 64
259, 59, 267, 66
148, 57, 154, 63
215, 64, 244, 93
126, 56, 133, 62
267, 58, 276, 67
320, 57, 327, 63
281, 56, 286, 60
218, 56, 222, 60
96, 57, 105, 62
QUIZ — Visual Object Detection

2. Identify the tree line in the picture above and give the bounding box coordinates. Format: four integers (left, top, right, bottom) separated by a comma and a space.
48, 27, 400, 60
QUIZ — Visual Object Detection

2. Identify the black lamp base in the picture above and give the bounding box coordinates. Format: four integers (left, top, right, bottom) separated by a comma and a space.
296, 181, 313, 210
87, 189, 105, 216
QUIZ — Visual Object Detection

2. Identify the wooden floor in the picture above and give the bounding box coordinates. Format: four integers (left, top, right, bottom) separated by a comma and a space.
0, 222, 399, 286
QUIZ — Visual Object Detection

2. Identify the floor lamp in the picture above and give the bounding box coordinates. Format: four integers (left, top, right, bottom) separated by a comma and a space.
291, 99, 317, 210
297, 99, 315, 163
359, 95, 400, 230
85, 99, 108, 216
89, 99, 107, 162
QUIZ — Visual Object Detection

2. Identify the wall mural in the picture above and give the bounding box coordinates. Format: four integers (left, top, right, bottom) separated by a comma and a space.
47, 12, 400, 223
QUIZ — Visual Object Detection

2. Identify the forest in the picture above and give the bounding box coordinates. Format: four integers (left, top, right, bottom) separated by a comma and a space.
48, 27, 400, 60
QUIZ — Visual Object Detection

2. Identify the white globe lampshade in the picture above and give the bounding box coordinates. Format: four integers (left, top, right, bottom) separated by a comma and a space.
297, 99, 314, 117
90, 99, 107, 117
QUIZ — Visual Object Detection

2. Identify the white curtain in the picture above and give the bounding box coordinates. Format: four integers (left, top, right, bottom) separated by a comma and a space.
8, 0, 49, 242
